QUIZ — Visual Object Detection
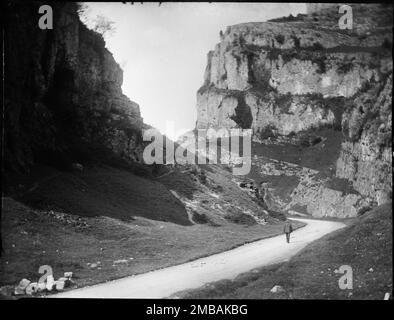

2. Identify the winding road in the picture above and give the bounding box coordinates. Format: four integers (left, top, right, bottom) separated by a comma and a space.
53, 218, 345, 298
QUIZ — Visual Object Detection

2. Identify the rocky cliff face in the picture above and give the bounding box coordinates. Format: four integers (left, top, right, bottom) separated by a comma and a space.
4, 1, 144, 172
195, 3, 392, 214
336, 74, 392, 204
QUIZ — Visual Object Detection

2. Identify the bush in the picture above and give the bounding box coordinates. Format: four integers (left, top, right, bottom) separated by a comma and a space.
268, 210, 286, 221
275, 93, 292, 113
292, 36, 301, 48
199, 169, 207, 184
288, 131, 296, 138
337, 62, 353, 74
358, 206, 371, 216
275, 34, 285, 45
268, 13, 305, 23
259, 125, 276, 140
382, 38, 392, 50
314, 57, 326, 74
192, 211, 209, 224
311, 42, 324, 51
224, 212, 256, 225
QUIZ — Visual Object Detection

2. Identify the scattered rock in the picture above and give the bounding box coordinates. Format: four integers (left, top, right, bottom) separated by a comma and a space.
368, 267, 374, 272
46, 275, 55, 291
90, 263, 98, 269
25, 282, 38, 295
114, 259, 128, 264
46, 210, 90, 230
37, 282, 46, 292
55, 280, 65, 291
72, 163, 84, 172
270, 285, 285, 293
14, 279, 30, 295
0, 285, 14, 297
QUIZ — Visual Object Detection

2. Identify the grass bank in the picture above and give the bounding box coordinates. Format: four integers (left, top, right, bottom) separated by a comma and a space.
0, 197, 304, 296
176, 202, 392, 299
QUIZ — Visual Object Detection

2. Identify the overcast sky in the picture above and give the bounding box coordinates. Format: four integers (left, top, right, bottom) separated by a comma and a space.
82, 2, 306, 139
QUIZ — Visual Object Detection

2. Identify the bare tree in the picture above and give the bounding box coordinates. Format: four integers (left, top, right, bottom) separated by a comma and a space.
92, 15, 116, 39
76, 2, 91, 25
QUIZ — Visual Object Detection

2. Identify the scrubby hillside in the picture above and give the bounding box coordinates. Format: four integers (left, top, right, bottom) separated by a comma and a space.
194, 3, 392, 217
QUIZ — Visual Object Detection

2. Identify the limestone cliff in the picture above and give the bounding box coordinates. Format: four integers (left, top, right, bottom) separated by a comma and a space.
196, 4, 392, 134
336, 74, 392, 204
195, 3, 392, 214
4, 1, 144, 172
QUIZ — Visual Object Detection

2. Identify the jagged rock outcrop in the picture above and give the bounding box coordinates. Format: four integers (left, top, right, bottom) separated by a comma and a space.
196, 4, 392, 134
336, 74, 392, 203
195, 3, 392, 215
4, 1, 144, 172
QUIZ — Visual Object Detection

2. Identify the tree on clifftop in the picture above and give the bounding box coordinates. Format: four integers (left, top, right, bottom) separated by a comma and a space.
92, 15, 116, 39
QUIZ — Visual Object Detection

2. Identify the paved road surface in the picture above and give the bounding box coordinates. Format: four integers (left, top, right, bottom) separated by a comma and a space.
54, 218, 345, 298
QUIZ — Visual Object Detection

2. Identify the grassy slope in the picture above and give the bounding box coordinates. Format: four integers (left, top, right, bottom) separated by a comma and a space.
246, 128, 350, 212
176, 202, 392, 299
252, 128, 343, 173
0, 197, 299, 293
9, 165, 192, 225
1, 162, 304, 294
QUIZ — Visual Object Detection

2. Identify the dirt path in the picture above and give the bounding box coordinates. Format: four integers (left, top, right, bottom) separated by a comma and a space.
53, 218, 345, 298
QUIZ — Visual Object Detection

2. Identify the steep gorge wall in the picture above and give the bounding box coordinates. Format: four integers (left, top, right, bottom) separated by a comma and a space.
336, 74, 392, 204
195, 3, 392, 211
4, 1, 144, 172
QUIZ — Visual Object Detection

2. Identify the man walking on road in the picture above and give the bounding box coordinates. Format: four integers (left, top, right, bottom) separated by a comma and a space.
283, 220, 293, 243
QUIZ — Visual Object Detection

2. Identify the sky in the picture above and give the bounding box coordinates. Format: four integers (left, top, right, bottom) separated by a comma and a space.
82, 2, 306, 140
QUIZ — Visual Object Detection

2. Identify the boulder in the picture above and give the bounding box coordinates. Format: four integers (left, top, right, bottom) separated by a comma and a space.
270, 285, 285, 293
55, 280, 65, 291
57, 277, 72, 288
14, 278, 31, 295
25, 282, 38, 295
46, 275, 55, 291
37, 282, 47, 292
